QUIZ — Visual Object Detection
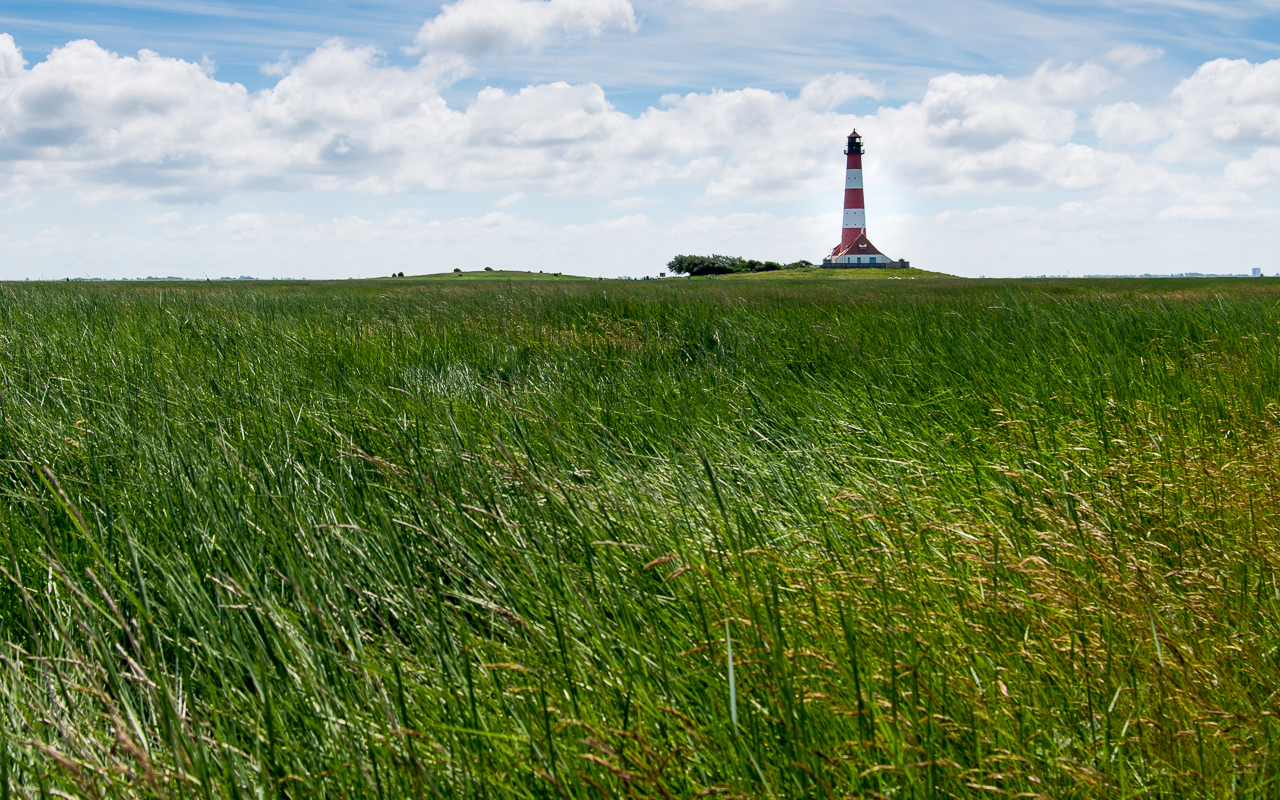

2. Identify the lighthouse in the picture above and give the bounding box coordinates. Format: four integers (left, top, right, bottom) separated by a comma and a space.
822, 129, 907, 269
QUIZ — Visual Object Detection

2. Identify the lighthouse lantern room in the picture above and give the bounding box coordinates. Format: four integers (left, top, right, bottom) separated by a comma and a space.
822, 129, 908, 269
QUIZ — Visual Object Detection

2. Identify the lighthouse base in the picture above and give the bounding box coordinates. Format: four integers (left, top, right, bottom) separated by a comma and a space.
822, 257, 909, 269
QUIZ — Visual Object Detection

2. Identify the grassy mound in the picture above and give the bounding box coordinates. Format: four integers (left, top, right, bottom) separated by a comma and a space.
717, 265, 955, 280
1, 277, 1278, 797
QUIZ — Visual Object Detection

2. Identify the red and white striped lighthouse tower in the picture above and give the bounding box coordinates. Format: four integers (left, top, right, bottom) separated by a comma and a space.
823, 129, 903, 268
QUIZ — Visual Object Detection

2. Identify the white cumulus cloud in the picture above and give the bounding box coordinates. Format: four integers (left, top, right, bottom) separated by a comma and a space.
0, 33, 26, 79
3, 34, 1280, 217
1169, 58, 1280, 150
0, 39, 890, 204
1093, 101, 1167, 146
913, 62, 1109, 152
1224, 147, 1280, 188
413, 0, 637, 55
858, 61, 1159, 195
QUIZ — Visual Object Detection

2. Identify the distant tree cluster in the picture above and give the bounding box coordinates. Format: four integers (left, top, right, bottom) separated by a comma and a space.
666, 254, 814, 276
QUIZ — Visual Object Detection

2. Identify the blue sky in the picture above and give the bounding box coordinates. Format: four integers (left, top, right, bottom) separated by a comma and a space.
7, 0, 1278, 96
2, 0, 1280, 278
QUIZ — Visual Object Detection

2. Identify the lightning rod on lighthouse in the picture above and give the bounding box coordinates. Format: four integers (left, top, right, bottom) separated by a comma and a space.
822, 129, 908, 269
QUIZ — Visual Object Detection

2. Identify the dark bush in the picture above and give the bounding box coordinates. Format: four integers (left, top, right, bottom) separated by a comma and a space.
667, 255, 811, 276
666, 254, 745, 276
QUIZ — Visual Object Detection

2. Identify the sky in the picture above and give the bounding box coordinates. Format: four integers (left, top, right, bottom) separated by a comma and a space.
1, 0, 1280, 279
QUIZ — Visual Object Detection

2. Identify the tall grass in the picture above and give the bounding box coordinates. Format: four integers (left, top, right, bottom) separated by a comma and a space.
1, 276, 1279, 797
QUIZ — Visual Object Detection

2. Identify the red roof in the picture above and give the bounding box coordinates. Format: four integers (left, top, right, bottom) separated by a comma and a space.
829, 231, 884, 258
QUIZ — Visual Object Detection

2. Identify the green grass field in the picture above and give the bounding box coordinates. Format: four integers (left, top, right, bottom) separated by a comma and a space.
2, 275, 1279, 798
396, 270, 593, 282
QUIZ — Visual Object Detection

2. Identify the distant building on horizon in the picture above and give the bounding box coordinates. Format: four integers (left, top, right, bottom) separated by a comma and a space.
822, 129, 908, 270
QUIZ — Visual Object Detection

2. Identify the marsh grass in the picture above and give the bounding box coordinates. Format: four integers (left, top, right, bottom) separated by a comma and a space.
1, 276, 1279, 797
